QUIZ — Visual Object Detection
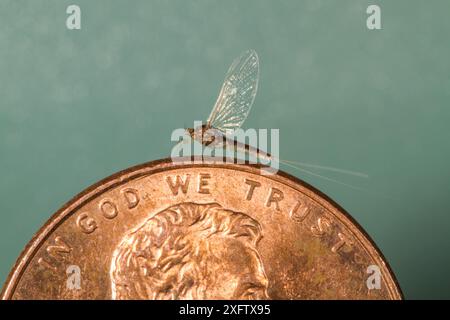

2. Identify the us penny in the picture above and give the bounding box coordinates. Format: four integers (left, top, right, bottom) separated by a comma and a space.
1, 158, 402, 299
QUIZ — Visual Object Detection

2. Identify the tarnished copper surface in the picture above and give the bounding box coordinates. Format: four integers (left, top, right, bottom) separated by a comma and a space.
1, 158, 402, 299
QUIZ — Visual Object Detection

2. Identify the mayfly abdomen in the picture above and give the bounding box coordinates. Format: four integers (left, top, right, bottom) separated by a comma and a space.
221, 137, 272, 164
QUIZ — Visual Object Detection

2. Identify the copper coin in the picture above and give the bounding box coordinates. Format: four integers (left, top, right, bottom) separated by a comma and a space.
1, 158, 402, 299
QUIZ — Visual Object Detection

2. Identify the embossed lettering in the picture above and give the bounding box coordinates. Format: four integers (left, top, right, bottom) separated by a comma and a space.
310, 217, 332, 237
122, 188, 140, 209
100, 199, 118, 219
166, 175, 191, 195
244, 179, 261, 201
38, 236, 72, 271
289, 200, 311, 222
38, 257, 57, 272
77, 213, 97, 234
332, 232, 353, 253
46, 236, 71, 259
198, 173, 211, 194
265, 187, 284, 211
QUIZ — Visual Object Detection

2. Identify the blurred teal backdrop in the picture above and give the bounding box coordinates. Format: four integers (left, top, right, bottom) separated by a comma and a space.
1, 0, 450, 299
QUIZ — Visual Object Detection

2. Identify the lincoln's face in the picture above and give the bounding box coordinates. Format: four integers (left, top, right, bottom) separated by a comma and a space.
202, 237, 269, 300
110, 202, 270, 300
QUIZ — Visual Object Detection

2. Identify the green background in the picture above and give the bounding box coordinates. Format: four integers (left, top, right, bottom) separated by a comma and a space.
1, 0, 449, 299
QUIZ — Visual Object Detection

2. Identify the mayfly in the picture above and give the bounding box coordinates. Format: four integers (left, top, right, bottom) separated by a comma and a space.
185, 50, 269, 162
181, 50, 369, 188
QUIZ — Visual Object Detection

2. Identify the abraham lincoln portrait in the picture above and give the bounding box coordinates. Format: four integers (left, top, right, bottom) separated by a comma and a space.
110, 202, 269, 299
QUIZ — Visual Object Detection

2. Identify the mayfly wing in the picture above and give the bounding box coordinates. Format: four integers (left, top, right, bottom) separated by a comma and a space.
206, 49, 259, 134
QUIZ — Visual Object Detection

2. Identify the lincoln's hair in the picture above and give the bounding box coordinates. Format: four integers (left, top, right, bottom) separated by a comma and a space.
110, 202, 262, 299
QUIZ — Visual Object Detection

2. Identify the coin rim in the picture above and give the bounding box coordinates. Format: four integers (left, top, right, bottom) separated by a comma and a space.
0, 158, 403, 299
